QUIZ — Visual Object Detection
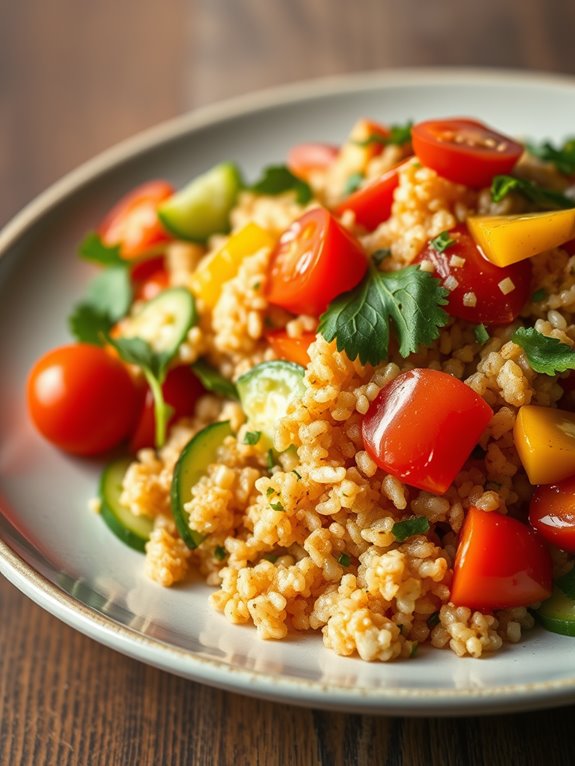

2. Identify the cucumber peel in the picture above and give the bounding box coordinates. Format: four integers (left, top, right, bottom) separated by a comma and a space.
99, 458, 153, 552
535, 586, 575, 637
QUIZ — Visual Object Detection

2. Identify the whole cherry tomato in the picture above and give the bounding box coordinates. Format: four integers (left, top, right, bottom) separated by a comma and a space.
99, 180, 174, 260
265, 207, 368, 316
287, 143, 339, 181
416, 225, 531, 325
362, 369, 493, 494
27, 343, 138, 455
411, 118, 523, 188
451, 507, 552, 610
267, 330, 315, 367
335, 163, 402, 231
529, 477, 575, 554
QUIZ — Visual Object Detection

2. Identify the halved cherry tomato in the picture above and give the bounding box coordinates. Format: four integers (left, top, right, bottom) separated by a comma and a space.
287, 143, 339, 181
265, 207, 368, 316
335, 163, 401, 231
129, 365, 205, 452
411, 118, 523, 188
99, 180, 174, 260
416, 225, 531, 325
530, 477, 575, 554
451, 507, 552, 610
267, 330, 315, 366
131, 256, 170, 302
362, 369, 493, 494
27, 343, 138, 456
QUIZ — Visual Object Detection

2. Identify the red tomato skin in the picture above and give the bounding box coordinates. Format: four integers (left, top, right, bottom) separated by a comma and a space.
265, 207, 368, 316
131, 256, 170, 302
416, 225, 531, 325
362, 369, 493, 494
451, 507, 553, 610
99, 180, 174, 260
267, 330, 315, 366
27, 343, 138, 456
287, 143, 339, 180
529, 477, 575, 554
335, 165, 401, 231
411, 118, 523, 188
129, 365, 205, 452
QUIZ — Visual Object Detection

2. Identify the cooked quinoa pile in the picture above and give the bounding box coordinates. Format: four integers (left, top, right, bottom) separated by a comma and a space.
113, 120, 575, 662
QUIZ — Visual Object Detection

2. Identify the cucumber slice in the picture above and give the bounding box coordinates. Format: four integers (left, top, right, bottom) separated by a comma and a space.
128, 287, 196, 360
535, 587, 575, 637
236, 360, 306, 446
158, 163, 242, 242
171, 420, 233, 549
99, 458, 153, 553
556, 567, 575, 599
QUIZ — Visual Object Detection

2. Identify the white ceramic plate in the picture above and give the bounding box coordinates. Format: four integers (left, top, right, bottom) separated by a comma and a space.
2, 69, 575, 716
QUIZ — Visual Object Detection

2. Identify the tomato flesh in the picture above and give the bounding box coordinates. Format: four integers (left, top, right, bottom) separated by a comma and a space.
530, 477, 575, 554
267, 330, 315, 366
335, 164, 401, 231
416, 225, 531, 325
27, 343, 138, 456
99, 180, 174, 260
287, 143, 339, 180
362, 369, 493, 494
411, 118, 523, 188
451, 507, 552, 610
265, 207, 368, 316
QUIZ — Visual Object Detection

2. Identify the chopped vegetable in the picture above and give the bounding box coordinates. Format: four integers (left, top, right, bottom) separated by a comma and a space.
69, 266, 133, 345
430, 231, 457, 253
243, 431, 261, 445
512, 327, 575, 375
335, 164, 402, 231
287, 143, 339, 181
78, 233, 124, 267
250, 164, 312, 205
342, 172, 364, 196
534, 588, 575, 637
214, 545, 227, 561
527, 137, 575, 176
490, 174, 575, 210
529, 476, 575, 554
354, 121, 413, 148
337, 553, 351, 567
514, 404, 575, 485
191, 359, 239, 400
474, 324, 489, 344
392, 516, 430, 541
267, 329, 315, 367
99, 458, 153, 552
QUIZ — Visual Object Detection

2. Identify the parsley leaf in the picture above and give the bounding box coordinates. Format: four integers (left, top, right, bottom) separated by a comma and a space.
531, 288, 547, 303
337, 553, 351, 567
68, 266, 132, 345
191, 360, 239, 400
243, 430, 261, 446
318, 264, 448, 365
474, 324, 489, 344
354, 121, 413, 148
270, 500, 284, 512
527, 137, 575, 176
392, 516, 430, 542
491, 175, 574, 210
512, 326, 575, 375
250, 165, 312, 205
78, 233, 124, 266
343, 172, 364, 196
214, 545, 227, 561
430, 231, 457, 253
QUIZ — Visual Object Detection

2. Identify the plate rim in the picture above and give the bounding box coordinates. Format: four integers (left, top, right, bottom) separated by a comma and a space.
3, 67, 575, 715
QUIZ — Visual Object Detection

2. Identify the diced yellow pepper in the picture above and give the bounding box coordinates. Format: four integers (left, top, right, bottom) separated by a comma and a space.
190, 222, 276, 309
514, 405, 575, 485
467, 209, 575, 267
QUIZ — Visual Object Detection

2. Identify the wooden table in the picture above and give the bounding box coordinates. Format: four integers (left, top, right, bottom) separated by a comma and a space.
2, 2, 575, 763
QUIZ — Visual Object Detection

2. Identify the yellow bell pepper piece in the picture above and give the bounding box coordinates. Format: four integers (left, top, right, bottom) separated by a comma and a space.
468, 209, 575, 267
190, 222, 276, 309
514, 405, 575, 485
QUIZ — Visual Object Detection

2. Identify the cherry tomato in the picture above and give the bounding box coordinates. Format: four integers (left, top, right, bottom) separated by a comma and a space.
131, 256, 170, 302
451, 507, 552, 610
27, 343, 138, 456
267, 330, 315, 366
411, 118, 523, 188
335, 164, 401, 231
529, 477, 575, 554
130, 365, 205, 452
416, 225, 531, 325
99, 180, 174, 260
287, 143, 339, 180
265, 207, 368, 316
362, 369, 493, 494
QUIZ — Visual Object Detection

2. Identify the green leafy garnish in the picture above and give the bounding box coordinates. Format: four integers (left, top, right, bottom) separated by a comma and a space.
266, 487, 275, 497
474, 324, 489, 344
337, 553, 351, 567
427, 611, 440, 629
392, 516, 430, 542
343, 172, 364, 196
267, 449, 276, 471
354, 121, 413, 148
531, 288, 547, 303
371, 248, 392, 266
511, 326, 575, 375
243, 431, 261, 446
491, 175, 574, 210
250, 165, 312, 205
270, 500, 284, 512
191, 360, 239, 400
318, 264, 449, 365
68, 266, 132, 345
214, 545, 227, 561
78, 233, 124, 267
430, 231, 457, 253
527, 137, 575, 176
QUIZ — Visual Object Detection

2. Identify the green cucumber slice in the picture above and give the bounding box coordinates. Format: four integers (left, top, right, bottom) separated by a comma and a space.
171, 420, 233, 549
158, 163, 242, 242
556, 567, 575, 599
535, 587, 575, 637
99, 458, 153, 552
128, 287, 196, 361
236, 360, 306, 447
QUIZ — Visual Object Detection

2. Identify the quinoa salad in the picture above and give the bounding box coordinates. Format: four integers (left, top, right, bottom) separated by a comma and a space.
27, 117, 575, 662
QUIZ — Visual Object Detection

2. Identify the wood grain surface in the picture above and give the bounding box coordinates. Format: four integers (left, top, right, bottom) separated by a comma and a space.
2, 1, 575, 764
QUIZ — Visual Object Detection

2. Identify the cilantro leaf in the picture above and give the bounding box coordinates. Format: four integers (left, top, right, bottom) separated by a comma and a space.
270, 500, 284, 512
527, 137, 575, 176
531, 288, 547, 303
191, 360, 239, 400
491, 175, 574, 210
78, 233, 124, 266
392, 516, 430, 542
250, 165, 312, 205
243, 430, 261, 445
343, 172, 364, 196
214, 545, 227, 561
68, 266, 132, 345
355, 121, 413, 147
318, 264, 449, 365
430, 231, 457, 253
337, 553, 351, 567
68, 304, 112, 345
474, 324, 489, 344
512, 326, 575, 375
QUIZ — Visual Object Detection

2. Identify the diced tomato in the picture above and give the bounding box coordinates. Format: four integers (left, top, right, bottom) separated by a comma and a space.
265, 207, 368, 316
287, 143, 339, 180
130, 365, 205, 452
131, 256, 170, 302
451, 507, 553, 610
99, 180, 174, 260
362, 369, 493, 494
351, 119, 394, 161
267, 330, 315, 366
335, 164, 401, 231
411, 118, 523, 188
415, 225, 531, 325
529, 477, 575, 554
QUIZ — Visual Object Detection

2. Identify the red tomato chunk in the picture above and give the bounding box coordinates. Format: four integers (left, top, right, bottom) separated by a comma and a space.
335, 164, 401, 231
529, 477, 575, 554
362, 369, 493, 494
